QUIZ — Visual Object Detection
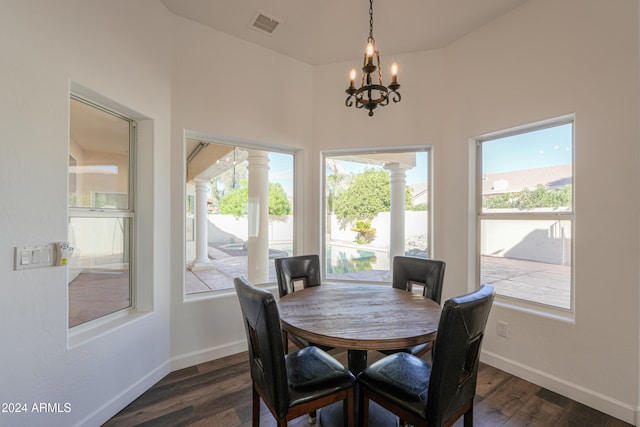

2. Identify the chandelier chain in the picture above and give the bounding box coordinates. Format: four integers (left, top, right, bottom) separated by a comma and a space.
369, 0, 374, 39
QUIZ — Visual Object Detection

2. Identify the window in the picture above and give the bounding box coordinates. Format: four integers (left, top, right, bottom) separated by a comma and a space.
185, 139, 295, 294
68, 96, 135, 327
477, 117, 573, 310
323, 149, 431, 282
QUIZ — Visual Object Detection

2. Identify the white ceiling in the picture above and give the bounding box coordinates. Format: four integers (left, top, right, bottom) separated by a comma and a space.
160, 0, 529, 65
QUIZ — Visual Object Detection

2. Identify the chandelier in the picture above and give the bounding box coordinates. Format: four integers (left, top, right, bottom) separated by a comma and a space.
345, 0, 401, 117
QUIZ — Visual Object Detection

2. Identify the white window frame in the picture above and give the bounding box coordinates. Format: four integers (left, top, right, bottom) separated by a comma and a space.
475, 115, 575, 319
67, 83, 155, 347
321, 146, 434, 284
183, 130, 301, 299
68, 94, 136, 330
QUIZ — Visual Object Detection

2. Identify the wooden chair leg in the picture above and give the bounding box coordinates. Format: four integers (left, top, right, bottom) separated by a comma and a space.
360, 390, 369, 427
345, 388, 354, 427
252, 384, 260, 427
463, 407, 473, 427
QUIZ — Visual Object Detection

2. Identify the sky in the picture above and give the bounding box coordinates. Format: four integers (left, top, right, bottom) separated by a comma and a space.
266, 123, 572, 196
267, 151, 429, 197
268, 152, 294, 195
482, 123, 573, 174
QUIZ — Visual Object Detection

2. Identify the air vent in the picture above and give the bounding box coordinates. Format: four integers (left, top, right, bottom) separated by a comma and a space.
250, 12, 280, 34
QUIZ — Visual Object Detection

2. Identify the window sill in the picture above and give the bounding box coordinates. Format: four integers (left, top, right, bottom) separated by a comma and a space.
493, 296, 575, 324
68, 309, 152, 349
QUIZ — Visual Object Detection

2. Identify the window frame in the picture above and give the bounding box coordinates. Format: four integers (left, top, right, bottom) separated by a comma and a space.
475, 115, 575, 315
321, 146, 433, 284
68, 94, 137, 329
182, 131, 300, 298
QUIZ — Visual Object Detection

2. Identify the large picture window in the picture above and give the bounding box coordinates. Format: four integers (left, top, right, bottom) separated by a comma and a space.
323, 149, 431, 282
477, 117, 574, 310
68, 96, 135, 328
185, 139, 295, 294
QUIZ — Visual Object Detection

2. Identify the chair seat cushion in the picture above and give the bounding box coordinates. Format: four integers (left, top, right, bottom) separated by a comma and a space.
379, 342, 431, 357
357, 352, 431, 419
286, 346, 355, 407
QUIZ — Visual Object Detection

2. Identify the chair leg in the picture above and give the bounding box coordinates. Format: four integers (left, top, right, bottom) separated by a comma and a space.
343, 388, 354, 427
360, 390, 368, 427
252, 384, 260, 427
463, 407, 473, 427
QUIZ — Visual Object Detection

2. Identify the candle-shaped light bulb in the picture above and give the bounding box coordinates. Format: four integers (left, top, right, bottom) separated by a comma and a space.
366, 42, 374, 57
391, 63, 398, 83
350, 69, 357, 86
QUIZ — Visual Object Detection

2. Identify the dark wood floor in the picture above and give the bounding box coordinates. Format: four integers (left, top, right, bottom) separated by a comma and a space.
104, 348, 633, 427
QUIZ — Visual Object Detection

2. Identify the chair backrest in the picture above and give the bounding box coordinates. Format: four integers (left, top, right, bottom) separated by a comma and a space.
425, 284, 495, 427
234, 276, 289, 418
274, 254, 322, 298
392, 256, 446, 303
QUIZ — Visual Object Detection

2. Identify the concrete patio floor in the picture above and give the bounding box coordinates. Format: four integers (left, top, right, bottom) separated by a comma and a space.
187, 247, 571, 310
69, 248, 570, 328
480, 255, 571, 309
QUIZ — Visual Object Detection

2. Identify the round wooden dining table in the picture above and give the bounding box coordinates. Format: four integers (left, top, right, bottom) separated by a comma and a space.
278, 283, 441, 427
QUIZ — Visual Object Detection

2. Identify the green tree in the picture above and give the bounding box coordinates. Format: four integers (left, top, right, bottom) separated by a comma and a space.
218, 179, 248, 216
483, 185, 572, 210
332, 168, 413, 222
268, 182, 291, 216
218, 179, 291, 217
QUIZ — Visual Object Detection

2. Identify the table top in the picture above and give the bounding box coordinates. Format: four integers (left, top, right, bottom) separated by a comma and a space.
278, 283, 441, 351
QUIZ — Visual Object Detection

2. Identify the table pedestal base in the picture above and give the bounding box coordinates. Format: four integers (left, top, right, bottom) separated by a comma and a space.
318, 400, 398, 427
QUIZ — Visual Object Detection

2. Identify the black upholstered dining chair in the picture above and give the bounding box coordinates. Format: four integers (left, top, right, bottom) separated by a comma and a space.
357, 285, 496, 427
234, 276, 355, 427
380, 256, 446, 357
275, 254, 321, 296
274, 255, 334, 353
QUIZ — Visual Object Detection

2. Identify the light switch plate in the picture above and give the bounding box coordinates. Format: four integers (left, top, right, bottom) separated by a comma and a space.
14, 244, 56, 270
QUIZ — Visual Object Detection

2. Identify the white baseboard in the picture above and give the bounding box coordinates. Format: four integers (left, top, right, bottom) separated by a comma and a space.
481, 350, 637, 425
170, 340, 247, 371
72, 359, 171, 427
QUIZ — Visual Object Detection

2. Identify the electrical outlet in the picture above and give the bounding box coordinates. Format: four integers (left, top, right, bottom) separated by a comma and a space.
497, 321, 508, 338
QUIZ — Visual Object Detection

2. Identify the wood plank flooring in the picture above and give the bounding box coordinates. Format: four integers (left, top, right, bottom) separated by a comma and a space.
104, 349, 633, 427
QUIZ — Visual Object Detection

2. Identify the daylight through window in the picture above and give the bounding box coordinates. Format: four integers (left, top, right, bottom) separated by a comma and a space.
323, 149, 431, 282
478, 118, 574, 310
68, 96, 135, 327
185, 140, 295, 294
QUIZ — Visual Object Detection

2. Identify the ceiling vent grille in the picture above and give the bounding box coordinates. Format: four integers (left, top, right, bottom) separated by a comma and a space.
251, 12, 280, 34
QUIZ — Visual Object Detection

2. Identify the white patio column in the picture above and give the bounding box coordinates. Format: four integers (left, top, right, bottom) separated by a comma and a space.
247, 150, 269, 284
191, 178, 211, 269
385, 163, 408, 266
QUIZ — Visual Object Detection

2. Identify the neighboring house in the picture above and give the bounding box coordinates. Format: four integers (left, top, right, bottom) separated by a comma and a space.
482, 164, 572, 196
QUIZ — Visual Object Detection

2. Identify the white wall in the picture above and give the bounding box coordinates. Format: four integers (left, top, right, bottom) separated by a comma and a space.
168, 15, 314, 369
2, 0, 638, 425
311, 0, 639, 423
0, 1, 173, 426
445, 0, 639, 422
